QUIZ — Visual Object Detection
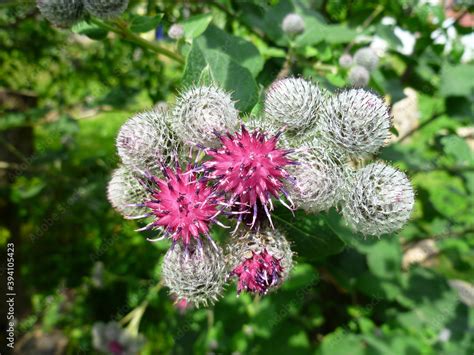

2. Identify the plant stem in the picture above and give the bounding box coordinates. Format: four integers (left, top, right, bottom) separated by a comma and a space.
89, 18, 184, 64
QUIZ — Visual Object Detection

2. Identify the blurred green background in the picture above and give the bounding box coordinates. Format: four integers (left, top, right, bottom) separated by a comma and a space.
1, 0, 473, 354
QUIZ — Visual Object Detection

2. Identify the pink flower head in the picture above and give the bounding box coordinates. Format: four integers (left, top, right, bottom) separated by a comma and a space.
139, 166, 220, 246
230, 249, 284, 295
205, 126, 294, 228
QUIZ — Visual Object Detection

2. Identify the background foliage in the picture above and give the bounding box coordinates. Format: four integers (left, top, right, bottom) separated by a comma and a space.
1, 0, 473, 354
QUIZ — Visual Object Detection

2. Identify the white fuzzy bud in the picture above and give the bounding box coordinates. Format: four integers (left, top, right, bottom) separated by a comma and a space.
116, 108, 180, 174
84, 0, 128, 20
339, 53, 353, 68
348, 65, 370, 87
37, 0, 84, 27
288, 146, 346, 213
281, 13, 305, 35
162, 240, 227, 307
353, 47, 379, 72
318, 89, 391, 157
106, 166, 149, 217
264, 77, 323, 132
168, 24, 184, 40
171, 85, 239, 147
342, 163, 414, 236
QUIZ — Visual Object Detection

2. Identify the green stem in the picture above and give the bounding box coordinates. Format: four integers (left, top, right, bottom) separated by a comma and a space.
89, 18, 184, 64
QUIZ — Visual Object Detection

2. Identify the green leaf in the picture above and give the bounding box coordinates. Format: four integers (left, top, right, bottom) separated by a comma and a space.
182, 37, 259, 112
440, 63, 474, 97
72, 21, 108, 40
199, 25, 264, 77
366, 239, 402, 279
296, 22, 356, 46
273, 207, 345, 261
180, 13, 213, 39
129, 14, 163, 33
441, 135, 473, 166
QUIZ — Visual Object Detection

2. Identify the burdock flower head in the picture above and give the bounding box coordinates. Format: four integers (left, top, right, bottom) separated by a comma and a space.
342, 163, 414, 235
172, 85, 239, 147
318, 89, 391, 157
204, 126, 295, 228
37, 0, 84, 28
138, 165, 221, 247
227, 229, 293, 295
162, 239, 226, 307
264, 77, 322, 132
281, 13, 305, 36
83, 0, 129, 20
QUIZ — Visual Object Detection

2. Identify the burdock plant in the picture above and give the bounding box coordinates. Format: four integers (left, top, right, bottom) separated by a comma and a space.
108, 76, 414, 307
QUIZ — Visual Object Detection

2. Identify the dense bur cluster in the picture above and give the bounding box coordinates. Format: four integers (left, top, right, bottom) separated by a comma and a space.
37, 0, 128, 27
108, 76, 414, 307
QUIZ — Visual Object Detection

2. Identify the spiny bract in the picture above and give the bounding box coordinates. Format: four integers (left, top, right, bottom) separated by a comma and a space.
318, 89, 391, 157
172, 85, 239, 147
162, 239, 227, 307
116, 108, 179, 174
348, 65, 370, 87
83, 0, 129, 19
264, 77, 322, 132
226, 229, 293, 295
353, 47, 379, 72
288, 145, 346, 213
342, 163, 415, 235
281, 13, 305, 35
37, 0, 84, 28
106, 166, 150, 217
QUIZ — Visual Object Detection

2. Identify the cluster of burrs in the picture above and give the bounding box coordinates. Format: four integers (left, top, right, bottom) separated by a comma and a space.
37, 0, 128, 27
339, 47, 380, 87
107, 78, 414, 307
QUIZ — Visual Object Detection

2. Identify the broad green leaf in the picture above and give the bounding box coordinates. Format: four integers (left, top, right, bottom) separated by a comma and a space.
440, 63, 474, 97
72, 21, 108, 40
441, 135, 473, 166
296, 22, 356, 46
366, 239, 402, 279
199, 25, 264, 77
129, 14, 163, 33
274, 207, 345, 261
183, 38, 258, 112
180, 13, 213, 39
